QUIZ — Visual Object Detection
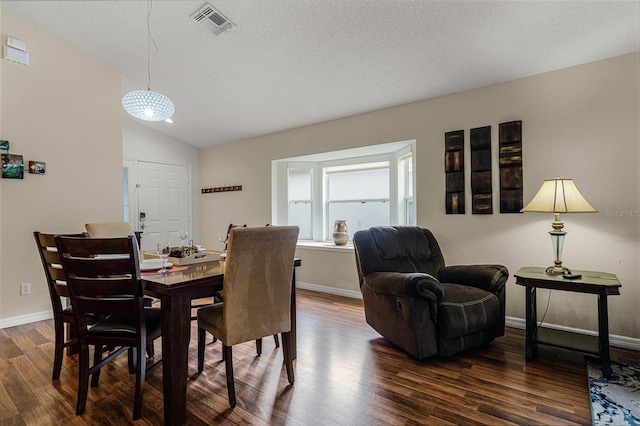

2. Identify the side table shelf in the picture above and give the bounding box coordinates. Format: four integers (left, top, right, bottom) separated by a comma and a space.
514, 266, 621, 379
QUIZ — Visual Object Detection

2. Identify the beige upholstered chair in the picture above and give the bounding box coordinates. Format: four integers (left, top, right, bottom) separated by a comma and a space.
85, 222, 135, 238
197, 226, 299, 407
85, 222, 142, 247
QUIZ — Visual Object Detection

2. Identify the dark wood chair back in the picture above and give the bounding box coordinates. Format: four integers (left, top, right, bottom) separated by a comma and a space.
55, 236, 143, 337
33, 231, 88, 379
54, 235, 161, 419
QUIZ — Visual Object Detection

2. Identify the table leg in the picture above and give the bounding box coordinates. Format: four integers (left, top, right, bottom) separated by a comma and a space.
160, 292, 191, 426
525, 286, 537, 360
597, 294, 612, 379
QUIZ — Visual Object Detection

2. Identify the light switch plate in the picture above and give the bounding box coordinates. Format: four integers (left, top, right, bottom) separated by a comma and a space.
7, 36, 26, 51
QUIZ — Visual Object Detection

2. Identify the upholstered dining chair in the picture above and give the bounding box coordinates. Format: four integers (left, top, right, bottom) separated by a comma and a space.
196, 225, 299, 407
33, 231, 89, 380
55, 235, 162, 420
194, 223, 280, 349
85, 221, 141, 247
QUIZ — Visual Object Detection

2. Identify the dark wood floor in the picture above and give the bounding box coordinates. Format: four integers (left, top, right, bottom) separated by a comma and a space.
1, 289, 638, 425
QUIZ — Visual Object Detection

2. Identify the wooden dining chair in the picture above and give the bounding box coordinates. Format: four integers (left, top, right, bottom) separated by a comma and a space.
85, 221, 157, 356
197, 226, 299, 407
34, 231, 89, 380
55, 235, 162, 419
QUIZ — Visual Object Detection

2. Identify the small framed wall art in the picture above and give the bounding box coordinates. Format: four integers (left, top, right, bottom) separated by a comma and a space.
29, 161, 46, 175
444, 130, 465, 214
1, 154, 24, 179
470, 126, 492, 214
499, 120, 523, 213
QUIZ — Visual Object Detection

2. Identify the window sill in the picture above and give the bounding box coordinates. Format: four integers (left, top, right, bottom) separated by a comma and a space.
296, 241, 354, 252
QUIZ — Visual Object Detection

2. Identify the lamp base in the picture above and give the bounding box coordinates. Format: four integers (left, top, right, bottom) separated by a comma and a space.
546, 265, 571, 275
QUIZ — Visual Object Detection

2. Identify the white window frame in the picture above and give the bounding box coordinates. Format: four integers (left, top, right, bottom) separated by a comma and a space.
272, 140, 416, 243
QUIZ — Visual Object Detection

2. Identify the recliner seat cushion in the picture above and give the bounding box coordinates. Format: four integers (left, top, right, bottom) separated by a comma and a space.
437, 283, 500, 340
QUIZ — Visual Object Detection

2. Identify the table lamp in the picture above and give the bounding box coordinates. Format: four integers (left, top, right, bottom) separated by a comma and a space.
521, 177, 597, 275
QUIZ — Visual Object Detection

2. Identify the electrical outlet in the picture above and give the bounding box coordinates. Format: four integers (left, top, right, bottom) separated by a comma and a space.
20, 283, 31, 296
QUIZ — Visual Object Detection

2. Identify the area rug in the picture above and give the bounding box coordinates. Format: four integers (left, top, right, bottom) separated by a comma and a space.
587, 360, 640, 425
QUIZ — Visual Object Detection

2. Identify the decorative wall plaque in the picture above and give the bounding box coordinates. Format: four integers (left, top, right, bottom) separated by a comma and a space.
1, 154, 24, 179
470, 126, 492, 214
499, 120, 523, 213
445, 130, 465, 214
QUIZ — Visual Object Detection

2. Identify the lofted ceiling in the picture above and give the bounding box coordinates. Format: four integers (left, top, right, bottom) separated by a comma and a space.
2, 1, 639, 149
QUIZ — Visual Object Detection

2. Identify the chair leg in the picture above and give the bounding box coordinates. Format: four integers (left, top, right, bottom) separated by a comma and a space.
255, 338, 262, 355
133, 343, 146, 420
223, 345, 236, 407
146, 341, 155, 358
197, 326, 206, 373
91, 345, 103, 387
128, 347, 135, 374
273, 334, 280, 348
52, 320, 65, 380
76, 343, 90, 415
281, 332, 295, 384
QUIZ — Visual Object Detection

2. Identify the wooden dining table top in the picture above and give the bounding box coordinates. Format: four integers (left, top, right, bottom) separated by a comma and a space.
142, 258, 302, 290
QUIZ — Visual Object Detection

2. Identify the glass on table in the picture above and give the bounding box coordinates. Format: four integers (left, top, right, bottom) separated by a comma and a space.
157, 242, 171, 273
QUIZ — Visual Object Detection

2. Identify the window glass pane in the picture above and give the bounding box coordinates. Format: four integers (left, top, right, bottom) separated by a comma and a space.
328, 167, 389, 200
328, 200, 389, 240
288, 169, 312, 200
288, 168, 312, 239
403, 157, 413, 197
406, 199, 415, 224
289, 201, 312, 239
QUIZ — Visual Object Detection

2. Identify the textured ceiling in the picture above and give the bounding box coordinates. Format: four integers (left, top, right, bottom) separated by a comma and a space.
2, 1, 639, 149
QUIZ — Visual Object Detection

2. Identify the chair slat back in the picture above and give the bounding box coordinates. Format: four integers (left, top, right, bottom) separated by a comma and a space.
222, 226, 299, 345
55, 236, 142, 319
34, 231, 88, 309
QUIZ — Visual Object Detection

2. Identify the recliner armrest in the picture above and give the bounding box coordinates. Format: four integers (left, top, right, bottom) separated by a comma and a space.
362, 272, 444, 301
438, 264, 508, 292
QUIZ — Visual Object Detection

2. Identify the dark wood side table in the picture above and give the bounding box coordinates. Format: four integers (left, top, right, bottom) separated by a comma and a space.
514, 267, 621, 378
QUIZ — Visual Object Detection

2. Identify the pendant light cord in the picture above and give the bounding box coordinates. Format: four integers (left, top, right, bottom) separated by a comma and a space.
146, 0, 159, 91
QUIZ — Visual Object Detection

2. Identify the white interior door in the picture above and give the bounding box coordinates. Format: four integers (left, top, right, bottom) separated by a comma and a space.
137, 161, 190, 251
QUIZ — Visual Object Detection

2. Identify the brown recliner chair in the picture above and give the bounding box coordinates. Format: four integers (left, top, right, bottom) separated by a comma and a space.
353, 226, 508, 358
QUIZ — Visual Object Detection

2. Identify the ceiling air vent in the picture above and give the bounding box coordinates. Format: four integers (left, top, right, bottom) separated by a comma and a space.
191, 3, 235, 35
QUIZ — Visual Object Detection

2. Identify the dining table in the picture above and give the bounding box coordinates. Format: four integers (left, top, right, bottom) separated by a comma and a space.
142, 257, 301, 426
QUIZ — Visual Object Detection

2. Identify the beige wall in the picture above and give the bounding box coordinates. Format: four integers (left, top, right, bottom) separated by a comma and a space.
0, 13, 123, 323
201, 53, 640, 340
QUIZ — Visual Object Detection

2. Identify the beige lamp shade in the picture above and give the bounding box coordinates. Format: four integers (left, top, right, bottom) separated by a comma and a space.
521, 178, 597, 213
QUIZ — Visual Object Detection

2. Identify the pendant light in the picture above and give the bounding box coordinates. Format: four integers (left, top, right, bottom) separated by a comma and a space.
122, 0, 175, 122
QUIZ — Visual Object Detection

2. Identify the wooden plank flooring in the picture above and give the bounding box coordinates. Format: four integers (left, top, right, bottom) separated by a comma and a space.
1, 289, 639, 425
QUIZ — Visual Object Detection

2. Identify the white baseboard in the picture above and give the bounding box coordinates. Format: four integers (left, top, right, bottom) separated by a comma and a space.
296, 281, 362, 300
505, 316, 640, 351
0, 310, 53, 329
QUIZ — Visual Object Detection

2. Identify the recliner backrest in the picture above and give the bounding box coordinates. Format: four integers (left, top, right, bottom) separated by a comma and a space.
353, 226, 445, 280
